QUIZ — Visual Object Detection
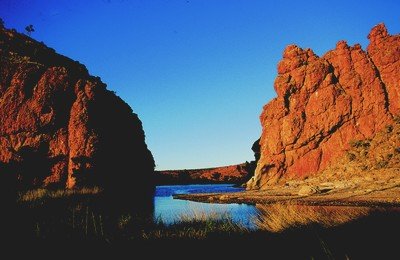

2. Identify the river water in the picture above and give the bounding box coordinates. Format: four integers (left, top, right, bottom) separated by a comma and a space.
154, 184, 258, 227
154, 184, 400, 233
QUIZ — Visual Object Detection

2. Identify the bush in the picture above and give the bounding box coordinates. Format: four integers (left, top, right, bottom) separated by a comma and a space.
375, 160, 388, 169
346, 153, 356, 161
349, 139, 370, 149
212, 172, 221, 180
25, 24, 35, 36
385, 125, 393, 133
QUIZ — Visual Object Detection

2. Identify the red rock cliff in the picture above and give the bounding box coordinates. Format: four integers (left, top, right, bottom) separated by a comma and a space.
0, 27, 155, 193
247, 23, 400, 189
156, 163, 251, 185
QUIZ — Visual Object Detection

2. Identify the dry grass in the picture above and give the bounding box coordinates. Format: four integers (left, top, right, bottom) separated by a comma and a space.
324, 120, 400, 179
255, 203, 371, 232
177, 208, 228, 222
14, 187, 400, 259
142, 208, 247, 240
16, 188, 247, 241
144, 213, 245, 240
18, 187, 102, 202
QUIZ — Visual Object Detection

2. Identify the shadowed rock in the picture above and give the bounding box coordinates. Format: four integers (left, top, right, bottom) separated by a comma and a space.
0, 27, 155, 203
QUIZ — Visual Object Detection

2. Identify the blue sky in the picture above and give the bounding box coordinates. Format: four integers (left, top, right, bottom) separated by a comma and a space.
1, 0, 399, 170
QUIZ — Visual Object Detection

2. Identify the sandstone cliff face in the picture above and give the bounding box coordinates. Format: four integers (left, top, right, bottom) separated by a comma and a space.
0, 27, 155, 193
247, 24, 400, 189
156, 163, 251, 185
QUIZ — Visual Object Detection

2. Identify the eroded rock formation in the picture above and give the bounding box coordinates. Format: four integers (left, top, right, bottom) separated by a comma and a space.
0, 26, 155, 194
156, 163, 251, 185
247, 23, 400, 189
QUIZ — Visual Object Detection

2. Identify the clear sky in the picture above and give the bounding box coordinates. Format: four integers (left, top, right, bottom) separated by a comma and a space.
1, 0, 399, 170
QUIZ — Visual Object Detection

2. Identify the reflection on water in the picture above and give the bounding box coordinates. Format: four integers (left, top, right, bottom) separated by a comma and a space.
154, 184, 258, 227
155, 184, 400, 233
255, 203, 373, 232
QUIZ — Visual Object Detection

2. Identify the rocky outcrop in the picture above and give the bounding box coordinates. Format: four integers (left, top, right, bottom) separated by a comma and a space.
156, 163, 251, 185
247, 23, 400, 189
157, 139, 259, 185
0, 26, 155, 194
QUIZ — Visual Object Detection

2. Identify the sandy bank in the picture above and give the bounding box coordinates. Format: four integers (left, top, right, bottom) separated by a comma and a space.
175, 170, 400, 207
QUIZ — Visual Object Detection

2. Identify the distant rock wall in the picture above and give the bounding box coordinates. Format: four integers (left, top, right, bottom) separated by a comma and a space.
0, 27, 154, 194
247, 24, 400, 189
156, 163, 251, 185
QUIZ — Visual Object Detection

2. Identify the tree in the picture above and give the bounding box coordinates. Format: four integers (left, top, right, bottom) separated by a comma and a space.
212, 172, 221, 180
0, 18, 4, 28
25, 24, 35, 36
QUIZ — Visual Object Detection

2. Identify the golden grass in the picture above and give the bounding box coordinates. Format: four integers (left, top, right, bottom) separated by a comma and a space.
144, 215, 245, 240
144, 208, 248, 239
17, 189, 247, 240
18, 187, 102, 202
255, 203, 371, 232
177, 208, 226, 222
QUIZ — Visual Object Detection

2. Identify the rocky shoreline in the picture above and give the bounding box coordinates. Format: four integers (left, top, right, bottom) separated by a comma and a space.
174, 170, 400, 207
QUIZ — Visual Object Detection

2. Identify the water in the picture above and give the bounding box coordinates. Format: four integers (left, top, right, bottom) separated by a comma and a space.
154, 183, 400, 239
154, 184, 258, 227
